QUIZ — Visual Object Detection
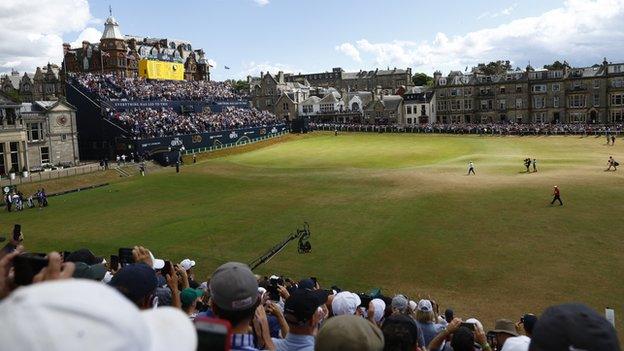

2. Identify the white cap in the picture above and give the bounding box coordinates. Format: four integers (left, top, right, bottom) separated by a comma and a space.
417, 299, 433, 312
180, 259, 196, 271
0, 280, 197, 351
408, 300, 417, 312
371, 298, 386, 323
500, 335, 530, 351
148, 251, 164, 270
331, 291, 361, 316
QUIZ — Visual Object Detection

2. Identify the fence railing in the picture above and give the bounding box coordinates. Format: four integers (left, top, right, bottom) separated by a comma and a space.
0, 163, 104, 187
183, 131, 289, 155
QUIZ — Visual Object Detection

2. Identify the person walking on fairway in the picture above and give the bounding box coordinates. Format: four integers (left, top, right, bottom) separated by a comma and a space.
532, 158, 537, 172
606, 156, 618, 171
551, 186, 563, 206
467, 161, 476, 175
611, 135, 616, 146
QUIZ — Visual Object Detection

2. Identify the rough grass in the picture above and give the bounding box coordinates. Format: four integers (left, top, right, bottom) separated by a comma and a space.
2, 132, 623, 335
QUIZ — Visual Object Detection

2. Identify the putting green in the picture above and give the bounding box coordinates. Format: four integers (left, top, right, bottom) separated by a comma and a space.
3, 132, 623, 334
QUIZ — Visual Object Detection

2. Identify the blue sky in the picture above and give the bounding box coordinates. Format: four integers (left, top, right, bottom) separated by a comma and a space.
2, 0, 624, 80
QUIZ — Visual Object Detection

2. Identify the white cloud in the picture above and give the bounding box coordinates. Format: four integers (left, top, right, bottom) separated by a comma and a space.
253, 0, 270, 6
335, 0, 624, 74
335, 43, 362, 62
70, 27, 103, 48
0, 0, 96, 75
478, 3, 517, 19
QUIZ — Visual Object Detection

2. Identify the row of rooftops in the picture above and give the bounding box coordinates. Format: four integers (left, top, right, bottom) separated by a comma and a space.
1, 64, 61, 90
435, 59, 624, 87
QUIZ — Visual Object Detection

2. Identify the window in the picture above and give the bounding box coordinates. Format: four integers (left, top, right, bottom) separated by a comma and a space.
451, 100, 460, 110
612, 78, 624, 88
499, 86, 506, 94
533, 112, 546, 123
282, 102, 288, 110
594, 80, 600, 89
407, 118, 412, 124
464, 88, 472, 96
593, 93, 600, 106
27, 122, 43, 141
611, 110, 624, 122
9, 142, 19, 171
421, 105, 426, 116
406, 106, 412, 114
533, 96, 546, 109
516, 85, 522, 93
40, 147, 50, 164
553, 96, 560, 108
611, 93, 624, 106
498, 99, 506, 110
450, 89, 460, 96
302, 105, 313, 113
464, 100, 472, 110
515, 98, 523, 109
569, 95, 586, 108
437, 101, 446, 111
531, 84, 547, 93
0, 143, 4, 174
552, 83, 560, 92
569, 112, 586, 123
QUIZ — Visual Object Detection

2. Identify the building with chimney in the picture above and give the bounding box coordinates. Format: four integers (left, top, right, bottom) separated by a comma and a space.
62, 10, 211, 80
1, 64, 63, 102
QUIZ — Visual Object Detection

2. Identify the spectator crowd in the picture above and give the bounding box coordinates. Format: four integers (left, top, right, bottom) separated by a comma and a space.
109, 106, 282, 139
312, 122, 624, 137
73, 73, 248, 101
0, 227, 619, 351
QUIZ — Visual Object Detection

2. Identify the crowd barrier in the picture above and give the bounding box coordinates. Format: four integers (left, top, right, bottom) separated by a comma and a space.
0, 163, 104, 187
311, 124, 623, 136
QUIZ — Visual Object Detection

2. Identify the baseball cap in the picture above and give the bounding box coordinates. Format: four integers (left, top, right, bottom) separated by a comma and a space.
391, 294, 408, 312
417, 299, 433, 312
180, 288, 203, 307
109, 263, 158, 302
529, 303, 620, 351
66, 248, 103, 265
315, 315, 384, 351
297, 278, 315, 291
72, 262, 107, 281
180, 258, 195, 271
148, 251, 164, 270
331, 291, 361, 316
284, 289, 329, 325
0, 279, 196, 351
209, 262, 258, 311
493, 319, 519, 336
371, 298, 386, 323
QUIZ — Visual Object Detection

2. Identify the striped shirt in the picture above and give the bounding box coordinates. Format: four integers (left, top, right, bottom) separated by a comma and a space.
231, 333, 259, 351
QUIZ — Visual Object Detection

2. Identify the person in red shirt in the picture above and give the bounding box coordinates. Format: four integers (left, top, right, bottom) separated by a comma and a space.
550, 186, 563, 206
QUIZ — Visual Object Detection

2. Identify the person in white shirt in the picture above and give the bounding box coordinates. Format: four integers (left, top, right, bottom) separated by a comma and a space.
467, 161, 476, 175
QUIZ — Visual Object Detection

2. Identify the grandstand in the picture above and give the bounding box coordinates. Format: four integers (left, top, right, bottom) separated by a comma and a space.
65, 73, 285, 161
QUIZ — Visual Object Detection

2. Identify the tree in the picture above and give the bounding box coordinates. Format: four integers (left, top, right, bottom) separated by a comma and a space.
412, 73, 433, 86
233, 80, 250, 93
472, 60, 512, 75
543, 60, 569, 70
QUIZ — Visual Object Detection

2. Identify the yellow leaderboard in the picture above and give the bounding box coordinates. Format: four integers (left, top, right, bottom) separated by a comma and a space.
138, 59, 185, 81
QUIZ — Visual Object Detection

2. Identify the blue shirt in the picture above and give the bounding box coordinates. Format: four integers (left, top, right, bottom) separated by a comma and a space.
231, 333, 259, 351
272, 333, 315, 351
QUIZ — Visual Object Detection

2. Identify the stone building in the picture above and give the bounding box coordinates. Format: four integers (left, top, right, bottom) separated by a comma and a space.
20, 100, 79, 169
251, 71, 310, 114
434, 58, 624, 124
363, 93, 404, 124
282, 67, 413, 93
0, 92, 28, 175
403, 91, 436, 125
63, 12, 211, 81
1, 64, 63, 102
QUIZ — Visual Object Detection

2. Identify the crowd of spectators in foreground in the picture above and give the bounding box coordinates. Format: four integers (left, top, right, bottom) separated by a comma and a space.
0, 228, 619, 351
109, 107, 282, 139
311, 122, 624, 136
72, 73, 248, 101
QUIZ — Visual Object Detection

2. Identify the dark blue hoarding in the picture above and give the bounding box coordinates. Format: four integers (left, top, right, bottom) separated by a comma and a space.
135, 124, 288, 154
109, 100, 250, 113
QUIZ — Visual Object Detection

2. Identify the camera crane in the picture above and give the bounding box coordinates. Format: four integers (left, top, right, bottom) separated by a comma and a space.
249, 222, 311, 271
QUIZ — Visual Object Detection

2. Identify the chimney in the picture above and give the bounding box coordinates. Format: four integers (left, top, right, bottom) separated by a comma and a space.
260, 71, 264, 78
278, 71, 284, 83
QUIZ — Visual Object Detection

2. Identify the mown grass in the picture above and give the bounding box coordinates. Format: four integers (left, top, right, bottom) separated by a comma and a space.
2, 132, 623, 335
